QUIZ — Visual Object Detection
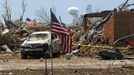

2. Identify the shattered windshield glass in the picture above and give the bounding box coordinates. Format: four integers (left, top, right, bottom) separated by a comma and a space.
28, 34, 49, 41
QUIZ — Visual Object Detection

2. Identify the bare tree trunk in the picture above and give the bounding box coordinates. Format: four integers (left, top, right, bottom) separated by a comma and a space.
121, 0, 129, 9
118, 0, 129, 11
2, 0, 12, 24
20, 0, 27, 25
36, 7, 56, 23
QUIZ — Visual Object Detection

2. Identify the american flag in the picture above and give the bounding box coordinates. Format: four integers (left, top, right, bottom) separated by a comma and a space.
26, 18, 33, 27
50, 9, 72, 53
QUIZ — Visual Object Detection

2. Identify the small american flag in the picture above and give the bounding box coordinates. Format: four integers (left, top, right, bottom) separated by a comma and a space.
26, 18, 33, 27
50, 9, 72, 53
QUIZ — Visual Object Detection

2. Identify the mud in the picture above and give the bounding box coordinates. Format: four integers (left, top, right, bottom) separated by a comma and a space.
0, 53, 134, 75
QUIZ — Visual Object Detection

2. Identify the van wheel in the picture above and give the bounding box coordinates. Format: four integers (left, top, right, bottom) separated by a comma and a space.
43, 51, 51, 58
21, 52, 27, 59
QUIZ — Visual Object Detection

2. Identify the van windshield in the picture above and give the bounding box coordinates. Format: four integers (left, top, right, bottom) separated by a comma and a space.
28, 34, 49, 41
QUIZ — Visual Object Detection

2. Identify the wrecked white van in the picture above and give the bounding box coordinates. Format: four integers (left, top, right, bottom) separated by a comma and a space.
21, 31, 61, 59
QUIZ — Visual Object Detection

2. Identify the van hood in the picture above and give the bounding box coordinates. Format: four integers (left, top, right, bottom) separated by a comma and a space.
22, 39, 50, 45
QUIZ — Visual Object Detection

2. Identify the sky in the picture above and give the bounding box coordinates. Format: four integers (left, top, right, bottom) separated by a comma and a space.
0, 0, 134, 24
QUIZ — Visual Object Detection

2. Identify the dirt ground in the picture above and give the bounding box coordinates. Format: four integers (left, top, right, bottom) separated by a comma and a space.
0, 52, 134, 75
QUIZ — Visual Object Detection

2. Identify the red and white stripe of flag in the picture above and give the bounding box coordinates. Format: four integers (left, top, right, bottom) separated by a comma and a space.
63, 33, 72, 53
51, 10, 72, 53
52, 24, 72, 53
52, 22, 69, 35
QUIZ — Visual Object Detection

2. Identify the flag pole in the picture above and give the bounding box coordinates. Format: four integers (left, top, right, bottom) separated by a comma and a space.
59, 16, 62, 23
59, 16, 63, 54
50, 8, 54, 75
44, 56, 48, 75
59, 16, 65, 54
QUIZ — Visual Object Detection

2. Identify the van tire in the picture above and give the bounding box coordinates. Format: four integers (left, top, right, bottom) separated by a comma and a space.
21, 51, 27, 59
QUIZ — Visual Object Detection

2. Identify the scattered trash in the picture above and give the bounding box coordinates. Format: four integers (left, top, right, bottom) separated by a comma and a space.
0, 73, 2, 75
2, 45, 12, 53
71, 49, 81, 56
8, 72, 13, 75
98, 49, 123, 60
39, 58, 44, 62
3, 59, 9, 62
2, 28, 9, 35
64, 53, 72, 60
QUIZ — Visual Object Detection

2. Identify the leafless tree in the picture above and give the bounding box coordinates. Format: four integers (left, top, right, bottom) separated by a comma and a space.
117, 0, 134, 11
20, 0, 27, 22
124, 3, 134, 10
18, 0, 27, 26
36, 7, 50, 23
118, 0, 129, 11
2, 0, 12, 23
36, 7, 56, 23
86, 4, 92, 13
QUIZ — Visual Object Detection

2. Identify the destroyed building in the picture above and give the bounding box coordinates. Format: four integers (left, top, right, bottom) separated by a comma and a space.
104, 10, 134, 44
84, 10, 134, 45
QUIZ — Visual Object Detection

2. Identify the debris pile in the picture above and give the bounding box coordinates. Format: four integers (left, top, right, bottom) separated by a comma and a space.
0, 0, 134, 59
69, 0, 134, 58
0, 30, 21, 51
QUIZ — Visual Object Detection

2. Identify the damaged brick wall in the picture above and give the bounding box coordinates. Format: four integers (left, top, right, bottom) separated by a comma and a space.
104, 11, 134, 44
104, 12, 115, 44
